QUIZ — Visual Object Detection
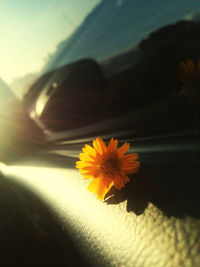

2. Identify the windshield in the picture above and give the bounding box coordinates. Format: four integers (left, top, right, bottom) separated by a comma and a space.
0, 0, 100, 98
1, 0, 199, 99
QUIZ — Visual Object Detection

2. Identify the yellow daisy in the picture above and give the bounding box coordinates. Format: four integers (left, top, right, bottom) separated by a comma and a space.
76, 137, 140, 200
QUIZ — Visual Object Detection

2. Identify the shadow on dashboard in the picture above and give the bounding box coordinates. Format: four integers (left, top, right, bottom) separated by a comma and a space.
105, 149, 200, 219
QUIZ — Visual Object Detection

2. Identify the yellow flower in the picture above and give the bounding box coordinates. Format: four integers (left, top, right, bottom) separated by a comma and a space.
178, 59, 200, 83
178, 59, 200, 101
76, 137, 140, 200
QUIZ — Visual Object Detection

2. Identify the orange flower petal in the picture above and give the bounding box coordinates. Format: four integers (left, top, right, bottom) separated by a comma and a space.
178, 58, 200, 83
122, 163, 140, 174
79, 152, 96, 161
87, 177, 111, 200
93, 137, 107, 154
113, 175, 125, 190
107, 138, 118, 153
117, 142, 130, 157
88, 177, 100, 192
97, 137, 107, 153
83, 144, 96, 156
121, 173, 130, 183
123, 153, 138, 161
186, 59, 195, 72
96, 178, 109, 200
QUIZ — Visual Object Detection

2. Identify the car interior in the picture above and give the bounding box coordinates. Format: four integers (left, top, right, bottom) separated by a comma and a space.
0, 1, 200, 266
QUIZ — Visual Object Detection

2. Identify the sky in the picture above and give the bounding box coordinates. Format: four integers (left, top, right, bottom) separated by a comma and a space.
0, 0, 101, 84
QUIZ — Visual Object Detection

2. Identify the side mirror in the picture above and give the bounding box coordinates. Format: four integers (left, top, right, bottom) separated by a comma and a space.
25, 59, 108, 131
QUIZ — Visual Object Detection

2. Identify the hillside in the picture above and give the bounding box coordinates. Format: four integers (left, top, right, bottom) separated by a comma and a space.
43, 0, 200, 73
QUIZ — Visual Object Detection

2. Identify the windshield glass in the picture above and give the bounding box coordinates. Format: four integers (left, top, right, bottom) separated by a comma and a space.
0, 0, 100, 98
0, 0, 199, 99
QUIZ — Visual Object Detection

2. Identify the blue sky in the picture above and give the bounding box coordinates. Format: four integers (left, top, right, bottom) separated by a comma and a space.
0, 0, 101, 83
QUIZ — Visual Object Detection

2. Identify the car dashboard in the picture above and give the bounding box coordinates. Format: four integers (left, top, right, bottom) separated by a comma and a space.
0, 1, 200, 266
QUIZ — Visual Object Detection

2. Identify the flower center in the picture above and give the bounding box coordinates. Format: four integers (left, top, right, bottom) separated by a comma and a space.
99, 154, 120, 176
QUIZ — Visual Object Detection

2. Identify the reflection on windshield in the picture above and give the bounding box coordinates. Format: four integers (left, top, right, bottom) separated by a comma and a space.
0, 0, 101, 98
1, 0, 200, 100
